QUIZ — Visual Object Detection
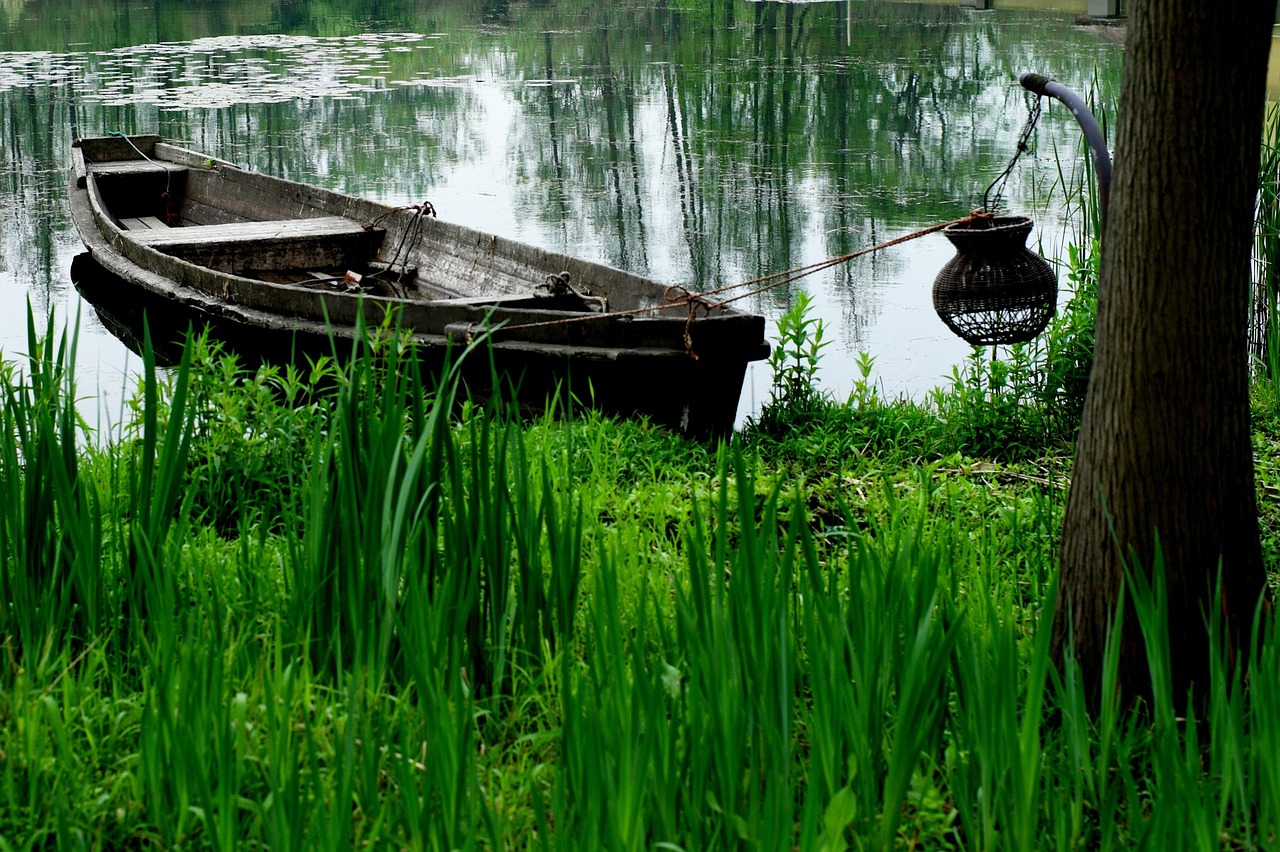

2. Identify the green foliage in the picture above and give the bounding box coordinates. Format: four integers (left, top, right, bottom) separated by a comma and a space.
0, 308, 196, 679
930, 347, 1047, 461
139, 332, 340, 534
925, 239, 1099, 459
1040, 239, 1100, 430
1248, 405, 1280, 571
0, 310, 97, 678
4, 308, 1280, 848
754, 291, 831, 435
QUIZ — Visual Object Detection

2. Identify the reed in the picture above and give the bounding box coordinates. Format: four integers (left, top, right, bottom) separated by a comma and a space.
1253, 102, 1280, 404
0, 309, 91, 679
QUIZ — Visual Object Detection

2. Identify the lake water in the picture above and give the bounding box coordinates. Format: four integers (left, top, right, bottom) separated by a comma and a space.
0, 0, 1125, 428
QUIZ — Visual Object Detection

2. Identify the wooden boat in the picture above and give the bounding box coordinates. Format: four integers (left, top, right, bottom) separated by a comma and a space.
69, 134, 769, 436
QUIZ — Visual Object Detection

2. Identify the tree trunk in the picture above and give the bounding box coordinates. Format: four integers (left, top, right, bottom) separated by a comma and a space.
1053, 0, 1273, 704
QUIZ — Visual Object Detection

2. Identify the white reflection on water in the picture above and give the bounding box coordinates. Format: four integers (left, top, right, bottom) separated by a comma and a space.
0, 33, 458, 108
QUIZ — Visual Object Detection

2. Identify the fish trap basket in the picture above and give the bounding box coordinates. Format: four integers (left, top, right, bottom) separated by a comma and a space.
932, 215, 1057, 345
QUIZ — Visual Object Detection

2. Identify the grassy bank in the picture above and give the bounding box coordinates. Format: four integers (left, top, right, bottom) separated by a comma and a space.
1, 276, 1278, 850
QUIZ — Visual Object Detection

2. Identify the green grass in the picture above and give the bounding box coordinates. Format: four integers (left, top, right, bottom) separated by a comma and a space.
1, 298, 1278, 848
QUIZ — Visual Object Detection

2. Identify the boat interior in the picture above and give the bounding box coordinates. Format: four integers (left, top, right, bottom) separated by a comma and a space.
88, 157, 448, 299
81, 138, 615, 312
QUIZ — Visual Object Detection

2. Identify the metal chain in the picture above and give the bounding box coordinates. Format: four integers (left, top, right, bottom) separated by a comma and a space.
981, 92, 1043, 214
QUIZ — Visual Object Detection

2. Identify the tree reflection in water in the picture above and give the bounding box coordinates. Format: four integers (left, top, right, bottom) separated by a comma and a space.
0, 0, 1122, 421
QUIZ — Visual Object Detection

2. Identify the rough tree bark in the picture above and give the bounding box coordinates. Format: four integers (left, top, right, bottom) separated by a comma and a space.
1053, 0, 1273, 703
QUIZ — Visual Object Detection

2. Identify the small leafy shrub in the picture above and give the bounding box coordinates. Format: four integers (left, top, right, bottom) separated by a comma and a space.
751, 292, 831, 435
841, 353, 946, 461
929, 347, 1046, 460
926, 237, 1098, 458
130, 331, 339, 533
1039, 239, 1099, 431
743, 244, 1099, 466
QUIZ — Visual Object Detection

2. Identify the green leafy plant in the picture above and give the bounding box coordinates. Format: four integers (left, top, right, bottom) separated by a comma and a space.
924, 233, 1098, 459
752, 292, 831, 435
1040, 239, 1100, 430
929, 346, 1046, 461
850, 351, 879, 409
4, 307, 1280, 848
133, 331, 339, 534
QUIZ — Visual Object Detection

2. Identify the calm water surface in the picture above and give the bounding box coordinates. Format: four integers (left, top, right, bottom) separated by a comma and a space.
0, 0, 1124, 428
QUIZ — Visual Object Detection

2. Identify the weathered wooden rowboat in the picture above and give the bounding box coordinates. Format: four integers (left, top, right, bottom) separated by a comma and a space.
69, 134, 769, 436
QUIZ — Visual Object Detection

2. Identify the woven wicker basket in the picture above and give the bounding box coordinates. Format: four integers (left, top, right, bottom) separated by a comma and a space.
932, 216, 1057, 345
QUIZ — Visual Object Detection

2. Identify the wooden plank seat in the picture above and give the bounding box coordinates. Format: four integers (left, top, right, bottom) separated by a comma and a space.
119, 216, 171, 231
90, 161, 189, 177
129, 216, 386, 274
129, 216, 374, 247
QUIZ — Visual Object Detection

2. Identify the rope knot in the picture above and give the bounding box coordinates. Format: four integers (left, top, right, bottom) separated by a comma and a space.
663, 285, 715, 360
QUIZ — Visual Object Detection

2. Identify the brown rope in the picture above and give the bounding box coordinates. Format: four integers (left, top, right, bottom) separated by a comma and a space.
668, 286, 717, 362
365, 201, 437, 231
706, 215, 975, 310
488, 214, 981, 357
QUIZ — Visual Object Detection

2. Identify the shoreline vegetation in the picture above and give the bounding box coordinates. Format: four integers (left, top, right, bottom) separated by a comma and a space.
3, 108, 1280, 852
1, 247, 1278, 849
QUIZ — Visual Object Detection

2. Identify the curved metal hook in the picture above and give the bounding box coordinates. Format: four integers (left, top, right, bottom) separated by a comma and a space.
1020, 72, 1112, 236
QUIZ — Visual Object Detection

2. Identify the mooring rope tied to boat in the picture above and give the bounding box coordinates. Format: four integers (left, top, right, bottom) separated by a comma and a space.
473, 213, 985, 360
365, 201, 436, 295
498, 214, 981, 355
703, 215, 978, 309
